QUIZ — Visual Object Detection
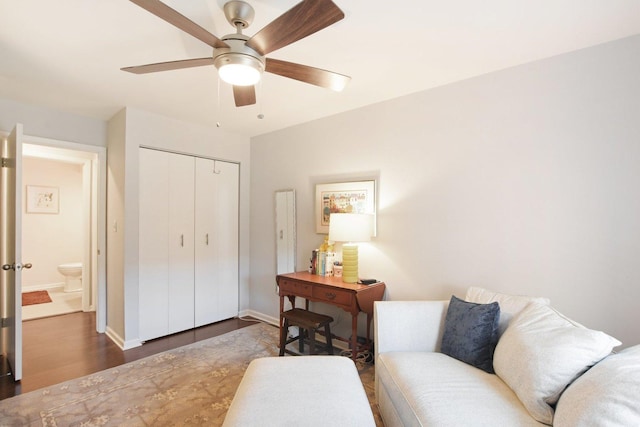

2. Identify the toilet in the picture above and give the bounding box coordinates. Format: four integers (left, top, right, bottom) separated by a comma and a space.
57, 262, 83, 292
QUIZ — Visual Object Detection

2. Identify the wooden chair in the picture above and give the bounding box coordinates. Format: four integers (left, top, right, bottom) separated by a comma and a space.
279, 308, 334, 356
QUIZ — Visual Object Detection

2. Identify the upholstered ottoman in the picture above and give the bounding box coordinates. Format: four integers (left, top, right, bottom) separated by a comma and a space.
222, 356, 375, 427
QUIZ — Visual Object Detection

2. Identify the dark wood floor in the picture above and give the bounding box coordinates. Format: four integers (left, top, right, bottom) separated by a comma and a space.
0, 312, 259, 401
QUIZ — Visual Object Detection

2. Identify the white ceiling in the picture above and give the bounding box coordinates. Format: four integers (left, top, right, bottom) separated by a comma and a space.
2, 1, 640, 138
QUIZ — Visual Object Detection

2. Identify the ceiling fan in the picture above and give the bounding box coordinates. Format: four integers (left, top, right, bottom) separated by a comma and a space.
121, 0, 351, 107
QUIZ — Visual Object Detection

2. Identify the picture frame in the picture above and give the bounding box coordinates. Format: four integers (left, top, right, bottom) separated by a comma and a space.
315, 180, 376, 234
26, 185, 59, 214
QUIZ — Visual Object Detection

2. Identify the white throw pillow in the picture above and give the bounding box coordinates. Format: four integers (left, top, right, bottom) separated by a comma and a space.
554, 345, 640, 426
465, 286, 550, 337
493, 303, 621, 425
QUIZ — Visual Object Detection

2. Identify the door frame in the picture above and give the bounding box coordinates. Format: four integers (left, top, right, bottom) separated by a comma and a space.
1, 124, 24, 380
21, 135, 107, 332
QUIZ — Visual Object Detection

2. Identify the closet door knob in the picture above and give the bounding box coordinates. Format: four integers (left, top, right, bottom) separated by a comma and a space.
180, 234, 184, 247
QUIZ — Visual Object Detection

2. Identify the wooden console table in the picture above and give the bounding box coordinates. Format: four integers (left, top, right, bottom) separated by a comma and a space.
276, 271, 386, 361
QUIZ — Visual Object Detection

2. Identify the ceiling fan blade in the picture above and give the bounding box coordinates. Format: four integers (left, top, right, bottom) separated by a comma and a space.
265, 58, 350, 92
129, 0, 228, 49
246, 0, 344, 56
233, 85, 257, 107
121, 57, 214, 74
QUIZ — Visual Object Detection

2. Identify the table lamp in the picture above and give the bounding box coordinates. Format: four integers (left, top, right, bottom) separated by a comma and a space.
328, 213, 373, 283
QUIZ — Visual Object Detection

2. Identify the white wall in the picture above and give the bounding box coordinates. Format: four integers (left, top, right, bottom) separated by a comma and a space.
0, 98, 106, 147
250, 35, 640, 348
21, 157, 83, 289
106, 109, 128, 345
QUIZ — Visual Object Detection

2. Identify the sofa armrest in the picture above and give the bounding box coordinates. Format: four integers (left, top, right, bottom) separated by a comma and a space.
374, 300, 449, 358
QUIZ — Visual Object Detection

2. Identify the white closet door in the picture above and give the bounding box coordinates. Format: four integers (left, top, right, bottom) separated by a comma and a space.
213, 161, 239, 320
168, 154, 195, 334
194, 158, 217, 326
139, 148, 170, 340
194, 159, 239, 325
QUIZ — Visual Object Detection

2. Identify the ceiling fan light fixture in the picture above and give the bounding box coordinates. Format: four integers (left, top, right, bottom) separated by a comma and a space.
215, 53, 263, 86
124, 0, 350, 106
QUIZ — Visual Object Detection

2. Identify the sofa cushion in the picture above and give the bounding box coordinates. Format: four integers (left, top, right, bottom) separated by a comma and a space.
554, 344, 640, 426
376, 352, 545, 426
493, 303, 621, 425
441, 296, 500, 373
465, 286, 550, 337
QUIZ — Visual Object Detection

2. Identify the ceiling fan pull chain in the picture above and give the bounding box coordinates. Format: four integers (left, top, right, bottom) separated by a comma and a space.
216, 75, 222, 128
257, 78, 265, 120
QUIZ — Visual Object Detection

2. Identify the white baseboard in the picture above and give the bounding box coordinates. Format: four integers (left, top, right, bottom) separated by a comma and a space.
105, 310, 351, 353
22, 282, 64, 292
238, 309, 279, 326
105, 326, 142, 350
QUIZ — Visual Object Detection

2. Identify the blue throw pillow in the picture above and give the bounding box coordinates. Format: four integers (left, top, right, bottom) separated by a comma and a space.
441, 295, 500, 373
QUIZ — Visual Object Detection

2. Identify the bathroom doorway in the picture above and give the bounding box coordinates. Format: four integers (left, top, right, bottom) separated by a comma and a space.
20, 137, 106, 332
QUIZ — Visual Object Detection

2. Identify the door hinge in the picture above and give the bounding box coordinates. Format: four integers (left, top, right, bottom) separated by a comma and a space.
1, 157, 13, 168
1, 317, 7, 328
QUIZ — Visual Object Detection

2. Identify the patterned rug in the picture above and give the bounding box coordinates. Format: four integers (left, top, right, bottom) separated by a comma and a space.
21, 290, 52, 306
0, 322, 381, 426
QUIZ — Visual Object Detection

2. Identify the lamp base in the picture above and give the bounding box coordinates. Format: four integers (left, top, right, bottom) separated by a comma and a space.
341, 243, 358, 283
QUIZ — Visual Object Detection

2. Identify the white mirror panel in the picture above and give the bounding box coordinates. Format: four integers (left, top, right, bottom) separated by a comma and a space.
275, 190, 296, 275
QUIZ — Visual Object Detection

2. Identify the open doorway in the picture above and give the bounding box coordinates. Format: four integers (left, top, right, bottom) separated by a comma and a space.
20, 137, 106, 332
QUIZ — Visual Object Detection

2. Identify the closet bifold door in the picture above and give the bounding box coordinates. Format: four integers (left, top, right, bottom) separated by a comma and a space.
139, 148, 196, 341
139, 148, 170, 340
167, 153, 195, 334
194, 158, 239, 327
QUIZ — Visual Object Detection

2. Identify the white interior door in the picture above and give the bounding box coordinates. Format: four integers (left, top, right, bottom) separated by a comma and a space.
168, 154, 195, 334
194, 159, 239, 324
194, 158, 218, 327
139, 148, 170, 340
1, 124, 24, 381
213, 161, 239, 321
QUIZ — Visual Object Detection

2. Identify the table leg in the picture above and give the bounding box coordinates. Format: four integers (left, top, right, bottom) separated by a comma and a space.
279, 294, 285, 354
283, 295, 297, 353
350, 313, 358, 361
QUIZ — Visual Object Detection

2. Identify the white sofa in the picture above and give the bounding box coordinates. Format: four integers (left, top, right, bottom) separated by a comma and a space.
374, 287, 640, 426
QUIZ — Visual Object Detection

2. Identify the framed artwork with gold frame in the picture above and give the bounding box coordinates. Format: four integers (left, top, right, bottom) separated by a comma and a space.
315, 180, 375, 234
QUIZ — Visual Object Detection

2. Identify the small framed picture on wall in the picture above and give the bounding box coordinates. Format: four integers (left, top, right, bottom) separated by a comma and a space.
26, 185, 59, 214
315, 180, 376, 234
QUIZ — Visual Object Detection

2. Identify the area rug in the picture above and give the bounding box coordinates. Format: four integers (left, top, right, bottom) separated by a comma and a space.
0, 322, 382, 426
21, 290, 52, 306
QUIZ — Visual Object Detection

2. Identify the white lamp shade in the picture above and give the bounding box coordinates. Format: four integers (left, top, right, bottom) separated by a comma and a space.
328, 213, 373, 243
214, 52, 264, 86
218, 63, 261, 86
